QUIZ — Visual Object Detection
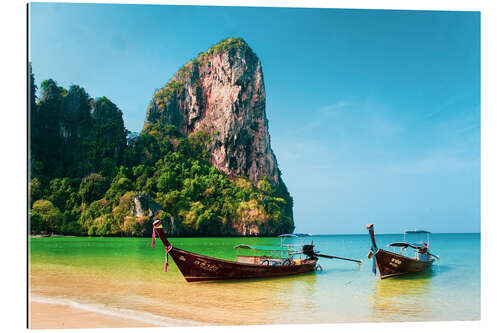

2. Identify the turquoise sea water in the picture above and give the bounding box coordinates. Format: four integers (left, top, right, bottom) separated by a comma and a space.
29, 233, 480, 325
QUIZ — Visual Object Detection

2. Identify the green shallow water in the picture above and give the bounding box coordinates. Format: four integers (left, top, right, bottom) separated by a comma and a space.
29, 233, 480, 325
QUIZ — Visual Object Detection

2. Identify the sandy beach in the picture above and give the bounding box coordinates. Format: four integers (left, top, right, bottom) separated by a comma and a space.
29, 294, 205, 329
29, 300, 156, 329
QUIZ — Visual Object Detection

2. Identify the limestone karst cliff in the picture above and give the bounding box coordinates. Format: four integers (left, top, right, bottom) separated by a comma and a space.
142, 38, 294, 235
143, 38, 280, 185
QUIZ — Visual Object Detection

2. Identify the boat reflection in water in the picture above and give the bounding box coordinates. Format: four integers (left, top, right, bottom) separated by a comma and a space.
221, 270, 319, 324
370, 271, 435, 322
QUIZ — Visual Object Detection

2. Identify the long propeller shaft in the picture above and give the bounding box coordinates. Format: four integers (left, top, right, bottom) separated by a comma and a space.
317, 253, 362, 264
429, 252, 440, 260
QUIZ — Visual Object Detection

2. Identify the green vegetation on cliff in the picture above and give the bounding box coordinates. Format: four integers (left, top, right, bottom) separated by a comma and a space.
29, 64, 294, 236
30, 73, 127, 180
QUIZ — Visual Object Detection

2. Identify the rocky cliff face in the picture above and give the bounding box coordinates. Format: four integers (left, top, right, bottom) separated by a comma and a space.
143, 38, 280, 185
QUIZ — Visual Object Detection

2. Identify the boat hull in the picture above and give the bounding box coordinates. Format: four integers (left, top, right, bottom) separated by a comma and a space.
374, 249, 434, 279
169, 247, 318, 282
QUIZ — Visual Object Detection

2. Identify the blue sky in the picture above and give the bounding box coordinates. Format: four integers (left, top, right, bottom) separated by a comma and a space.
29, 3, 480, 234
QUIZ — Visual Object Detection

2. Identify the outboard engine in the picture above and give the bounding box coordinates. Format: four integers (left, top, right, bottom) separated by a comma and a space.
302, 244, 317, 258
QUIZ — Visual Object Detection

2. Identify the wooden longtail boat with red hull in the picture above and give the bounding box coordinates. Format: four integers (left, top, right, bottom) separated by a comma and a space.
366, 224, 439, 279
152, 220, 361, 282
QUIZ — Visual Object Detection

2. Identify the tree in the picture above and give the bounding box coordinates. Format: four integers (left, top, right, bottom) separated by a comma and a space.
29, 178, 44, 205
31, 200, 63, 234
79, 173, 107, 204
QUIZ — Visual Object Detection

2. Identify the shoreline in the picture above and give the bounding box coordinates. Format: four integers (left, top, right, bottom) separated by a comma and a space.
29, 232, 481, 239
29, 294, 204, 329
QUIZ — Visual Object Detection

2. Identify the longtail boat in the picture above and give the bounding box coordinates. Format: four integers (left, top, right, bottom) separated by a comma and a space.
366, 224, 439, 279
151, 220, 361, 282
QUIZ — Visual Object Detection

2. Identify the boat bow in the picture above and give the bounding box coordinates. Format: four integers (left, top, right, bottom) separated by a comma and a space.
366, 224, 378, 275
152, 220, 174, 272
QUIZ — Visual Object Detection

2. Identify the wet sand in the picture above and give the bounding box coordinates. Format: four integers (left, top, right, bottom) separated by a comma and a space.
29, 293, 206, 329
29, 300, 157, 329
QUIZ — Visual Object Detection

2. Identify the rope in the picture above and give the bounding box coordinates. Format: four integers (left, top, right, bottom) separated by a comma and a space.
164, 244, 173, 272
152, 223, 172, 273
